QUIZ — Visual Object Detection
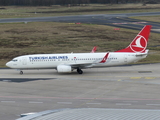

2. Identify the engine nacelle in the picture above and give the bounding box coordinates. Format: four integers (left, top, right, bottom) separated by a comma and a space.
57, 65, 72, 73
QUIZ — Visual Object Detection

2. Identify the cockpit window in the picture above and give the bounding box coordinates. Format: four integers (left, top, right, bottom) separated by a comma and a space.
12, 59, 18, 62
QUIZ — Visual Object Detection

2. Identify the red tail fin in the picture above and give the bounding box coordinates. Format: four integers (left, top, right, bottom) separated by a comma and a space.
116, 25, 151, 53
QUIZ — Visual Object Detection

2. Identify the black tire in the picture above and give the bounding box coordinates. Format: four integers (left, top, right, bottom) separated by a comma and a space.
20, 71, 23, 75
77, 69, 83, 74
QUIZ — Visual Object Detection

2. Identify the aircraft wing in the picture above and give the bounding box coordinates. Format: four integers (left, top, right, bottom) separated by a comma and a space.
91, 46, 97, 53
68, 53, 109, 69
69, 62, 96, 69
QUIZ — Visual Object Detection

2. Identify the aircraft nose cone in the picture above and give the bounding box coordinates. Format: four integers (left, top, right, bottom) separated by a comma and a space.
6, 62, 11, 68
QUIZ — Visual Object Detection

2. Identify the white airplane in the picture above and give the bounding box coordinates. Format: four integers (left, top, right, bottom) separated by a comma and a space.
6, 25, 151, 74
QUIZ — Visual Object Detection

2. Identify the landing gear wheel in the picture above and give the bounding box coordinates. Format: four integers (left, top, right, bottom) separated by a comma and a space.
20, 71, 23, 75
77, 68, 83, 74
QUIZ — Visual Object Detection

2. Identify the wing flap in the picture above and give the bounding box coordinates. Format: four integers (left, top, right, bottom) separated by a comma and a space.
69, 63, 94, 68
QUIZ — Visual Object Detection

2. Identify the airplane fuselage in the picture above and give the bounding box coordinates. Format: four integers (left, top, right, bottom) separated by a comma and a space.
6, 25, 151, 74
6, 52, 147, 70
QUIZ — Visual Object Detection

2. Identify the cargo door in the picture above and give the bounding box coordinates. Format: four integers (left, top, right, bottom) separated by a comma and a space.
124, 55, 127, 62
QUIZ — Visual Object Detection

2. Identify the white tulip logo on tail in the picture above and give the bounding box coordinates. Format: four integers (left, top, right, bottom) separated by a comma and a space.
130, 35, 147, 53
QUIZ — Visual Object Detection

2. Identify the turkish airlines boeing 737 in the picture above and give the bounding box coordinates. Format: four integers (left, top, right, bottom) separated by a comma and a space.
6, 25, 151, 74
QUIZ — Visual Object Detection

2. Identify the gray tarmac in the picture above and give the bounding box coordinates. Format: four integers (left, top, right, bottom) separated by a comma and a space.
0, 12, 160, 32
1, 63, 160, 120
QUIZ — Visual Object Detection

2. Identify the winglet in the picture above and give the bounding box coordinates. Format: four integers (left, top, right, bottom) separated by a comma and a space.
100, 53, 109, 63
116, 25, 151, 53
91, 46, 97, 53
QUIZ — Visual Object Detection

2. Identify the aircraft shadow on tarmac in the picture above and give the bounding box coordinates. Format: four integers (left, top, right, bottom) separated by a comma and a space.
0, 78, 54, 83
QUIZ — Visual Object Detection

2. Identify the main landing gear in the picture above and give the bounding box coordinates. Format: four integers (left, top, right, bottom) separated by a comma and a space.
77, 68, 83, 74
20, 71, 23, 75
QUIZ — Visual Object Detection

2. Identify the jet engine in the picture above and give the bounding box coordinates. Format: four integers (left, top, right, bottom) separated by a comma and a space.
57, 65, 72, 73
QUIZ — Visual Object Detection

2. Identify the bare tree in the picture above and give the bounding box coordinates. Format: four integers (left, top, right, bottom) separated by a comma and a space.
0, 0, 155, 6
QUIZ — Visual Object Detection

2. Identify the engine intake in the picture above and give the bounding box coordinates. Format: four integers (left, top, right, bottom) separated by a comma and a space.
57, 65, 72, 73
